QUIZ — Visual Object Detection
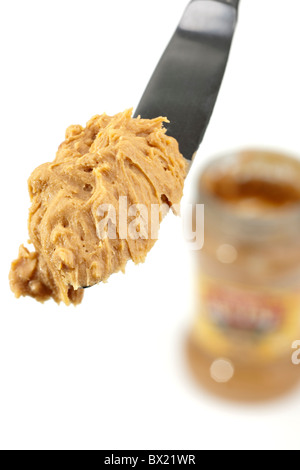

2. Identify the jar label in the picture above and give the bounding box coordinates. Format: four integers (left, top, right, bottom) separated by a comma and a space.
193, 276, 300, 363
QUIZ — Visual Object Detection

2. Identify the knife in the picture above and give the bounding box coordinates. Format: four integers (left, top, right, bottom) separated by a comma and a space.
134, 0, 240, 161
84, 0, 239, 289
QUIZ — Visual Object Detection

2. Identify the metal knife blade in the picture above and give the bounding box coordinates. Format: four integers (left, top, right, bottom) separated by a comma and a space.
134, 0, 240, 161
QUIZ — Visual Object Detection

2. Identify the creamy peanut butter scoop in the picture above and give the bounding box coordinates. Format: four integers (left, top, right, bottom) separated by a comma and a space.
9, 110, 187, 305
9, 0, 240, 307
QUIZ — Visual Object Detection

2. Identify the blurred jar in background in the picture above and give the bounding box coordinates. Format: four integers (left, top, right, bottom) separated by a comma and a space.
187, 150, 300, 401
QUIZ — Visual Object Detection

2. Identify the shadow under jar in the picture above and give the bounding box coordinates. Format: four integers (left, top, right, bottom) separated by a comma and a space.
187, 150, 300, 402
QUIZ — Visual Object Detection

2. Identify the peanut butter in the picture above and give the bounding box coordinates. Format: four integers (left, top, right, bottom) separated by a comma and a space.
10, 110, 187, 305
188, 150, 300, 401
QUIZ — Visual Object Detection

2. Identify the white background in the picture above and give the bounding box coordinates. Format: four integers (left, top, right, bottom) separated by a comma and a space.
1, 0, 300, 450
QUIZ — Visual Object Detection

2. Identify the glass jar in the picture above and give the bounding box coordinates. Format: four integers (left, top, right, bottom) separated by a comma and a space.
187, 150, 300, 401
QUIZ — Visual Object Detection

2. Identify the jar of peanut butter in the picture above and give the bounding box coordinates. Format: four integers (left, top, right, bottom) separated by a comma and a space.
187, 150, 300, 401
